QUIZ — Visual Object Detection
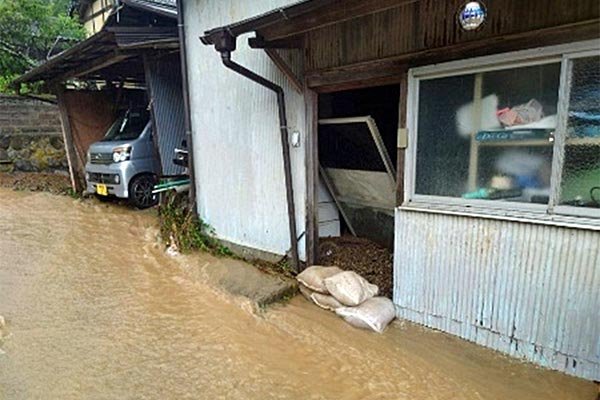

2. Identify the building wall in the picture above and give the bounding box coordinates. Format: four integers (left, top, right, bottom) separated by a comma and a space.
82, 0, 115, 36
0, 95, 67, 173
184, 0, 308, 259
394, 210, 600, 380
304, 0, 599, 72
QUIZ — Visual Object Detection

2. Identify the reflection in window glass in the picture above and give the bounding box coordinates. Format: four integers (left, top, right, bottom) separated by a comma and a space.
560, 56, 600, 209
415, 63, 560, 204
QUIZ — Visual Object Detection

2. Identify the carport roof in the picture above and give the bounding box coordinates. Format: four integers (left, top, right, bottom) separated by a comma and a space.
14, 26, 178, 85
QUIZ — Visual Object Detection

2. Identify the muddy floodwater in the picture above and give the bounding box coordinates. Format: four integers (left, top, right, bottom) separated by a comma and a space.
0, 189, 596, 399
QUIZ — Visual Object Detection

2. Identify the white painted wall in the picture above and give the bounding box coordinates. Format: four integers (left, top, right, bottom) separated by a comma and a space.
183, 0, 307, 259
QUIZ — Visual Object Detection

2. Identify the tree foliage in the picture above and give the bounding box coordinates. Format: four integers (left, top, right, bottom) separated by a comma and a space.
0, 0, 85, 92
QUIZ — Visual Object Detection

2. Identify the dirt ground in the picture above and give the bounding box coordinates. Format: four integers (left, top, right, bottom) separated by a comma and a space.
319, 236, 394, 299
0, 172, 72, 195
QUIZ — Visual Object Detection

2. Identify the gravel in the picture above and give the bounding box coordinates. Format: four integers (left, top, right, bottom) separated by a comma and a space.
0, 172, 72, 195
319, 236, 393, 299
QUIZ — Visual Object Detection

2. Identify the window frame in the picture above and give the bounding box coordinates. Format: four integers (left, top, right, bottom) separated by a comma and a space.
404, 40, 600, 230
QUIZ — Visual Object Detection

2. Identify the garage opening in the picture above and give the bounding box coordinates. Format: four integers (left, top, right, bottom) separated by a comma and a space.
317, 84, 400, 298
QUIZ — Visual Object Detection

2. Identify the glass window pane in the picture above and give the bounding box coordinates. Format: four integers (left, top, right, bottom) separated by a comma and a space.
559, 56, 600, 209
415, 63, 560, 204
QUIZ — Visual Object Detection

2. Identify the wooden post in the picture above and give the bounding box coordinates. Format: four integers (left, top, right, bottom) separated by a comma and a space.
304, 87, 319, 267
55, 86, 84, 193
467, 73, 483, 192
396, 71, 408, 206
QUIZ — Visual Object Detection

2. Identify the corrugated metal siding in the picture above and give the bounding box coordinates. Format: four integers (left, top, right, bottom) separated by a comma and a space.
394, 209, 600, 380
306, 0, 600, 71
184, 0, 307, 259
145, 53, 187, 176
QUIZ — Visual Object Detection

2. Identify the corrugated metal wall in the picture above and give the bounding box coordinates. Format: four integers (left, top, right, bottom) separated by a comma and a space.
145, 53, 187, 176
394, 209, 600, 380
184, 0, 307, 259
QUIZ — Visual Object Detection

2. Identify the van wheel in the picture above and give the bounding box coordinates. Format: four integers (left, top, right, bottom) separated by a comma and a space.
129, 174, 158, 209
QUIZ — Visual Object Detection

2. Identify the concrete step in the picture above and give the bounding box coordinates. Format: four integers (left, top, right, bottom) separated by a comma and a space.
182, 254, 298, 309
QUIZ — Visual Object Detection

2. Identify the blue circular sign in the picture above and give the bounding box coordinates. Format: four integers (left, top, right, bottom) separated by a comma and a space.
459, 1, 487, 31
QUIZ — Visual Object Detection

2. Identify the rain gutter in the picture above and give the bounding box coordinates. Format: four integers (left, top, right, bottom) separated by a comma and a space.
200, 29, 300, 272
176, 0, 197, 211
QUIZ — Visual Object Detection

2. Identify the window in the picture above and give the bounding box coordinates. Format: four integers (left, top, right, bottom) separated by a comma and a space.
407, 41, 600, 225
558, 55, 600, 210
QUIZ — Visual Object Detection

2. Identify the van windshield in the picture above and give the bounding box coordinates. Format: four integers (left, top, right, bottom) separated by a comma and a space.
102, 110, 149, 141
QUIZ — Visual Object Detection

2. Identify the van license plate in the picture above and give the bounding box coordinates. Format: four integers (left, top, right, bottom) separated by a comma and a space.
96, 184, 108, 196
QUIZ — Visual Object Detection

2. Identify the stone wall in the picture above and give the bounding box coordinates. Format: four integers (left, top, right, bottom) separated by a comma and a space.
0, 95, 67, 173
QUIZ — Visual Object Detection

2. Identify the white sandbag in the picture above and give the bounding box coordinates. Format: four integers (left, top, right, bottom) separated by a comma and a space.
311, 293, 344, 311
335, 297, 396, 334
298, 282, 343, 311
297, 265, 343, 294
298, 283, 315, 301
324, 271, 378, 306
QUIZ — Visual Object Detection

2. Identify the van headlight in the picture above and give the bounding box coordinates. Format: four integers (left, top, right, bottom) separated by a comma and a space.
112, 146, 131, 163
86, 149, 91, 163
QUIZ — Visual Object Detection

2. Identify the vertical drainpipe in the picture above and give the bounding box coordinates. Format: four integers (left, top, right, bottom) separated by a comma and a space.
176, 0, 197, 212
201, 31, 300, 272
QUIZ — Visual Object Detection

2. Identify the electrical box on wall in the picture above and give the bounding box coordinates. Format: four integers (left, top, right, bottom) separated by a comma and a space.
291, 130, 301, 147
397, 128, 408, 149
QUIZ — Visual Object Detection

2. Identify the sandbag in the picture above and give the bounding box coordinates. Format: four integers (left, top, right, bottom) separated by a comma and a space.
297, 265, 343, 294
324, 271, 378, 306
335, 297, 396, 334
298, 283, 315, 301
298, 283, 343, 311
311, 293, 343, 312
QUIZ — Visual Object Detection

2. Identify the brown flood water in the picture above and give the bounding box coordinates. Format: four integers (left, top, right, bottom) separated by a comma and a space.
0, 188, 596, 400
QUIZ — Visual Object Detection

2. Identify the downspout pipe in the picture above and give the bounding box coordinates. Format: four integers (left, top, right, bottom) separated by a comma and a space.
176, 0, 197, 212
221, 50, 300, 272
201, 30, 299, 272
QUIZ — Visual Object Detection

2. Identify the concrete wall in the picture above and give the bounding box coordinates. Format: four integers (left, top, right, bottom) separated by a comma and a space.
394, 210, 600, 381
0, 95, 67, 173
184, 0, 307, 260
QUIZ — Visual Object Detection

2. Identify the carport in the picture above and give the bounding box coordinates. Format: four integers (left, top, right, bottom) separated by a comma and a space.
13, 25, 187, 193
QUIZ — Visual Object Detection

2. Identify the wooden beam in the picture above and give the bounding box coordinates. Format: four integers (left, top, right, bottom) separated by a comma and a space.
265, 49, 303, 94
55, 86, 84, 193
396, 71, 407, 207
53, 51, 131, 84
307, 58, 406, 92
304, 87, 319, 267
259, 0, 418, 41
249, 36, 304, 49
305, 19, 600, 89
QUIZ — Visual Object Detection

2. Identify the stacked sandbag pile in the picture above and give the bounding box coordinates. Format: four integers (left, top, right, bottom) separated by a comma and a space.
297, 266, 396, 334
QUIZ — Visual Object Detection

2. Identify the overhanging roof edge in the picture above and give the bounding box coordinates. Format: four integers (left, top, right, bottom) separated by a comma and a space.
14, 27, 179, 85
200, 0, 325, 44
13, 31, 114, 85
